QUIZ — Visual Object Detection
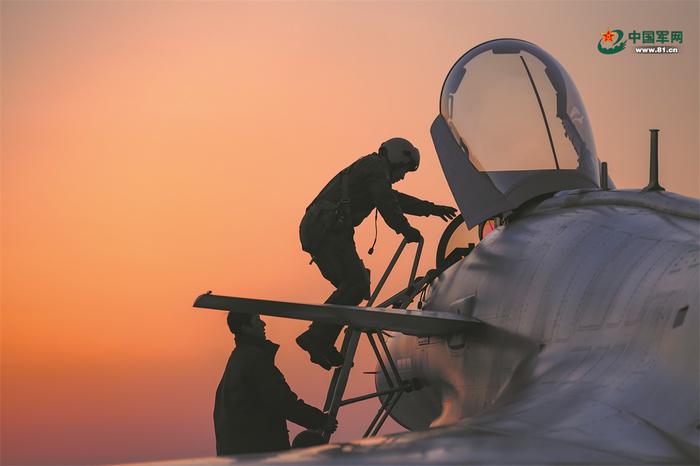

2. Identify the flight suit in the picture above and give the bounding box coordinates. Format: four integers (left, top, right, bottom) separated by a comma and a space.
299, 153, 436, 346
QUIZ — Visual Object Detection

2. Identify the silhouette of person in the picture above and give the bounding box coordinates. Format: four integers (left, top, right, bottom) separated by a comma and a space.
214, 312, 337, 456
297, 138, 458, 369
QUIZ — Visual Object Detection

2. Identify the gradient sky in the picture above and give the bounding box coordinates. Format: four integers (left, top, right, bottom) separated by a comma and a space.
2, 1, 698, 464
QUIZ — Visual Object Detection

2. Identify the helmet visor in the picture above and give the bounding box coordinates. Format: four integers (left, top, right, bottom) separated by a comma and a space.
403, 149, 419, 171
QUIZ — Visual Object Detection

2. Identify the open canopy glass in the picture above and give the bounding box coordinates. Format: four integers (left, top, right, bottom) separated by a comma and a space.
432, 39, 601, 227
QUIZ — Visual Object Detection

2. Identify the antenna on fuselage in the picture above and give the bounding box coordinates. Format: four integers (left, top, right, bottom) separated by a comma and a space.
600, 162, 609, 190
643, 129, 665, 192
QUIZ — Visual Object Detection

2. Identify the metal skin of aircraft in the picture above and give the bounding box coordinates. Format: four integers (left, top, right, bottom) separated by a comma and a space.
140, 39, 699, 465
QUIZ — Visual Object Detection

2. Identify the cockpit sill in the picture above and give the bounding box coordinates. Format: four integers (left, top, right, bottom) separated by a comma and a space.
433, 185, 699, 286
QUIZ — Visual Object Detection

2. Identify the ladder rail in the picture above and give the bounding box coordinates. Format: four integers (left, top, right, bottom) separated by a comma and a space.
366, 332, 396, 389
323, 332, 353, 412
367, 239, 408, 306
370, 391, 404, 436
377, 330, 402, 385
339, 385, 407, 407
322, 238, 424, 441
324, 331, 361, 419
362, 328, 411, 438
364, 392, 396, 438
408, 240, 423, 290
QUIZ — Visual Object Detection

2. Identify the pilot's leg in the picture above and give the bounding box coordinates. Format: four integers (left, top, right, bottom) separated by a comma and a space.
297, 231, 369, 368
316, 237, 369, 338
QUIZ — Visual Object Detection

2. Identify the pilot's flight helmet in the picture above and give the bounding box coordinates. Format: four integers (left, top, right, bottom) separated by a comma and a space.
380, 138, 420, 172
431, 39, 602, 228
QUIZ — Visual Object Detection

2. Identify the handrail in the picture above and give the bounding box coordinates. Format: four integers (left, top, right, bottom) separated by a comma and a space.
368, 237, 424, 307
322, 237, 425, 441
408, 239, 423, 291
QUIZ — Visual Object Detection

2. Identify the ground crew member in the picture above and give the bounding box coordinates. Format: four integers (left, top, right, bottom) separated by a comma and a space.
214, 312, 337, 456
296, 137, 458, 369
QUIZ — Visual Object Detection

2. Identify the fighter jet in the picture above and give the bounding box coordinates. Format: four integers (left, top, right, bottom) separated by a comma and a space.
189, 39, 699, 465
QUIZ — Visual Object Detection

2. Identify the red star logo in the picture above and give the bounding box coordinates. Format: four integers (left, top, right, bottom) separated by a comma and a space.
601, 29, 615, 43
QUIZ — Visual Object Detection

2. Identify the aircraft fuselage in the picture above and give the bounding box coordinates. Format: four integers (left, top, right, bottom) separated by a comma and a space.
379, 190, 699, 454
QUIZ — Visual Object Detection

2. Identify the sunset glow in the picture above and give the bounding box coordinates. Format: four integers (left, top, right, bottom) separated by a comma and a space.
2, 1, 697, 464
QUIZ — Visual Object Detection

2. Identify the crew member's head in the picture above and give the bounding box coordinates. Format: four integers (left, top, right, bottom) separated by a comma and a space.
227, 312, 266, 340
379, 137, 420, 183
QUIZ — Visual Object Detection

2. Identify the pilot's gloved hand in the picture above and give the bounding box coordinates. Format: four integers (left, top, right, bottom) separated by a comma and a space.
431, 204, 458, 221
403, 226, 423, 243
323, 414, 338, 433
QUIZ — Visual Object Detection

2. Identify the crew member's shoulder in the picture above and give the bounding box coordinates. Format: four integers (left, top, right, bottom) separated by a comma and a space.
231, 342, 268, 363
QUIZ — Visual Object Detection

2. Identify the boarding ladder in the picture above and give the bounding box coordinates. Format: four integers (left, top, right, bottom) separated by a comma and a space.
321, 238, 437, 441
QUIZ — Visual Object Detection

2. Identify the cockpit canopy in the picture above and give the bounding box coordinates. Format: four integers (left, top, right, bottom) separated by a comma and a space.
432, 39, 601, 228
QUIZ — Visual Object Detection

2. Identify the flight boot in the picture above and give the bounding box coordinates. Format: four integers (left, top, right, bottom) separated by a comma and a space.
296, 332, 344, 370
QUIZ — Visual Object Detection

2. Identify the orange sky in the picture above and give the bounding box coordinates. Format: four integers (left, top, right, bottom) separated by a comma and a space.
2, 1, 697, 464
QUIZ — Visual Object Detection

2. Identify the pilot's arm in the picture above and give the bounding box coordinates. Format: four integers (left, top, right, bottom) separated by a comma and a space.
365, 159, 457, 239
366, 170, 414, 236
394, 191, 434, 216
395, 191, 458, 222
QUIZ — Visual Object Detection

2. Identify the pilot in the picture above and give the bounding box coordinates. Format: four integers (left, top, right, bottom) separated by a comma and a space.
297, 137, 458, 369
214, 312, 338, 456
